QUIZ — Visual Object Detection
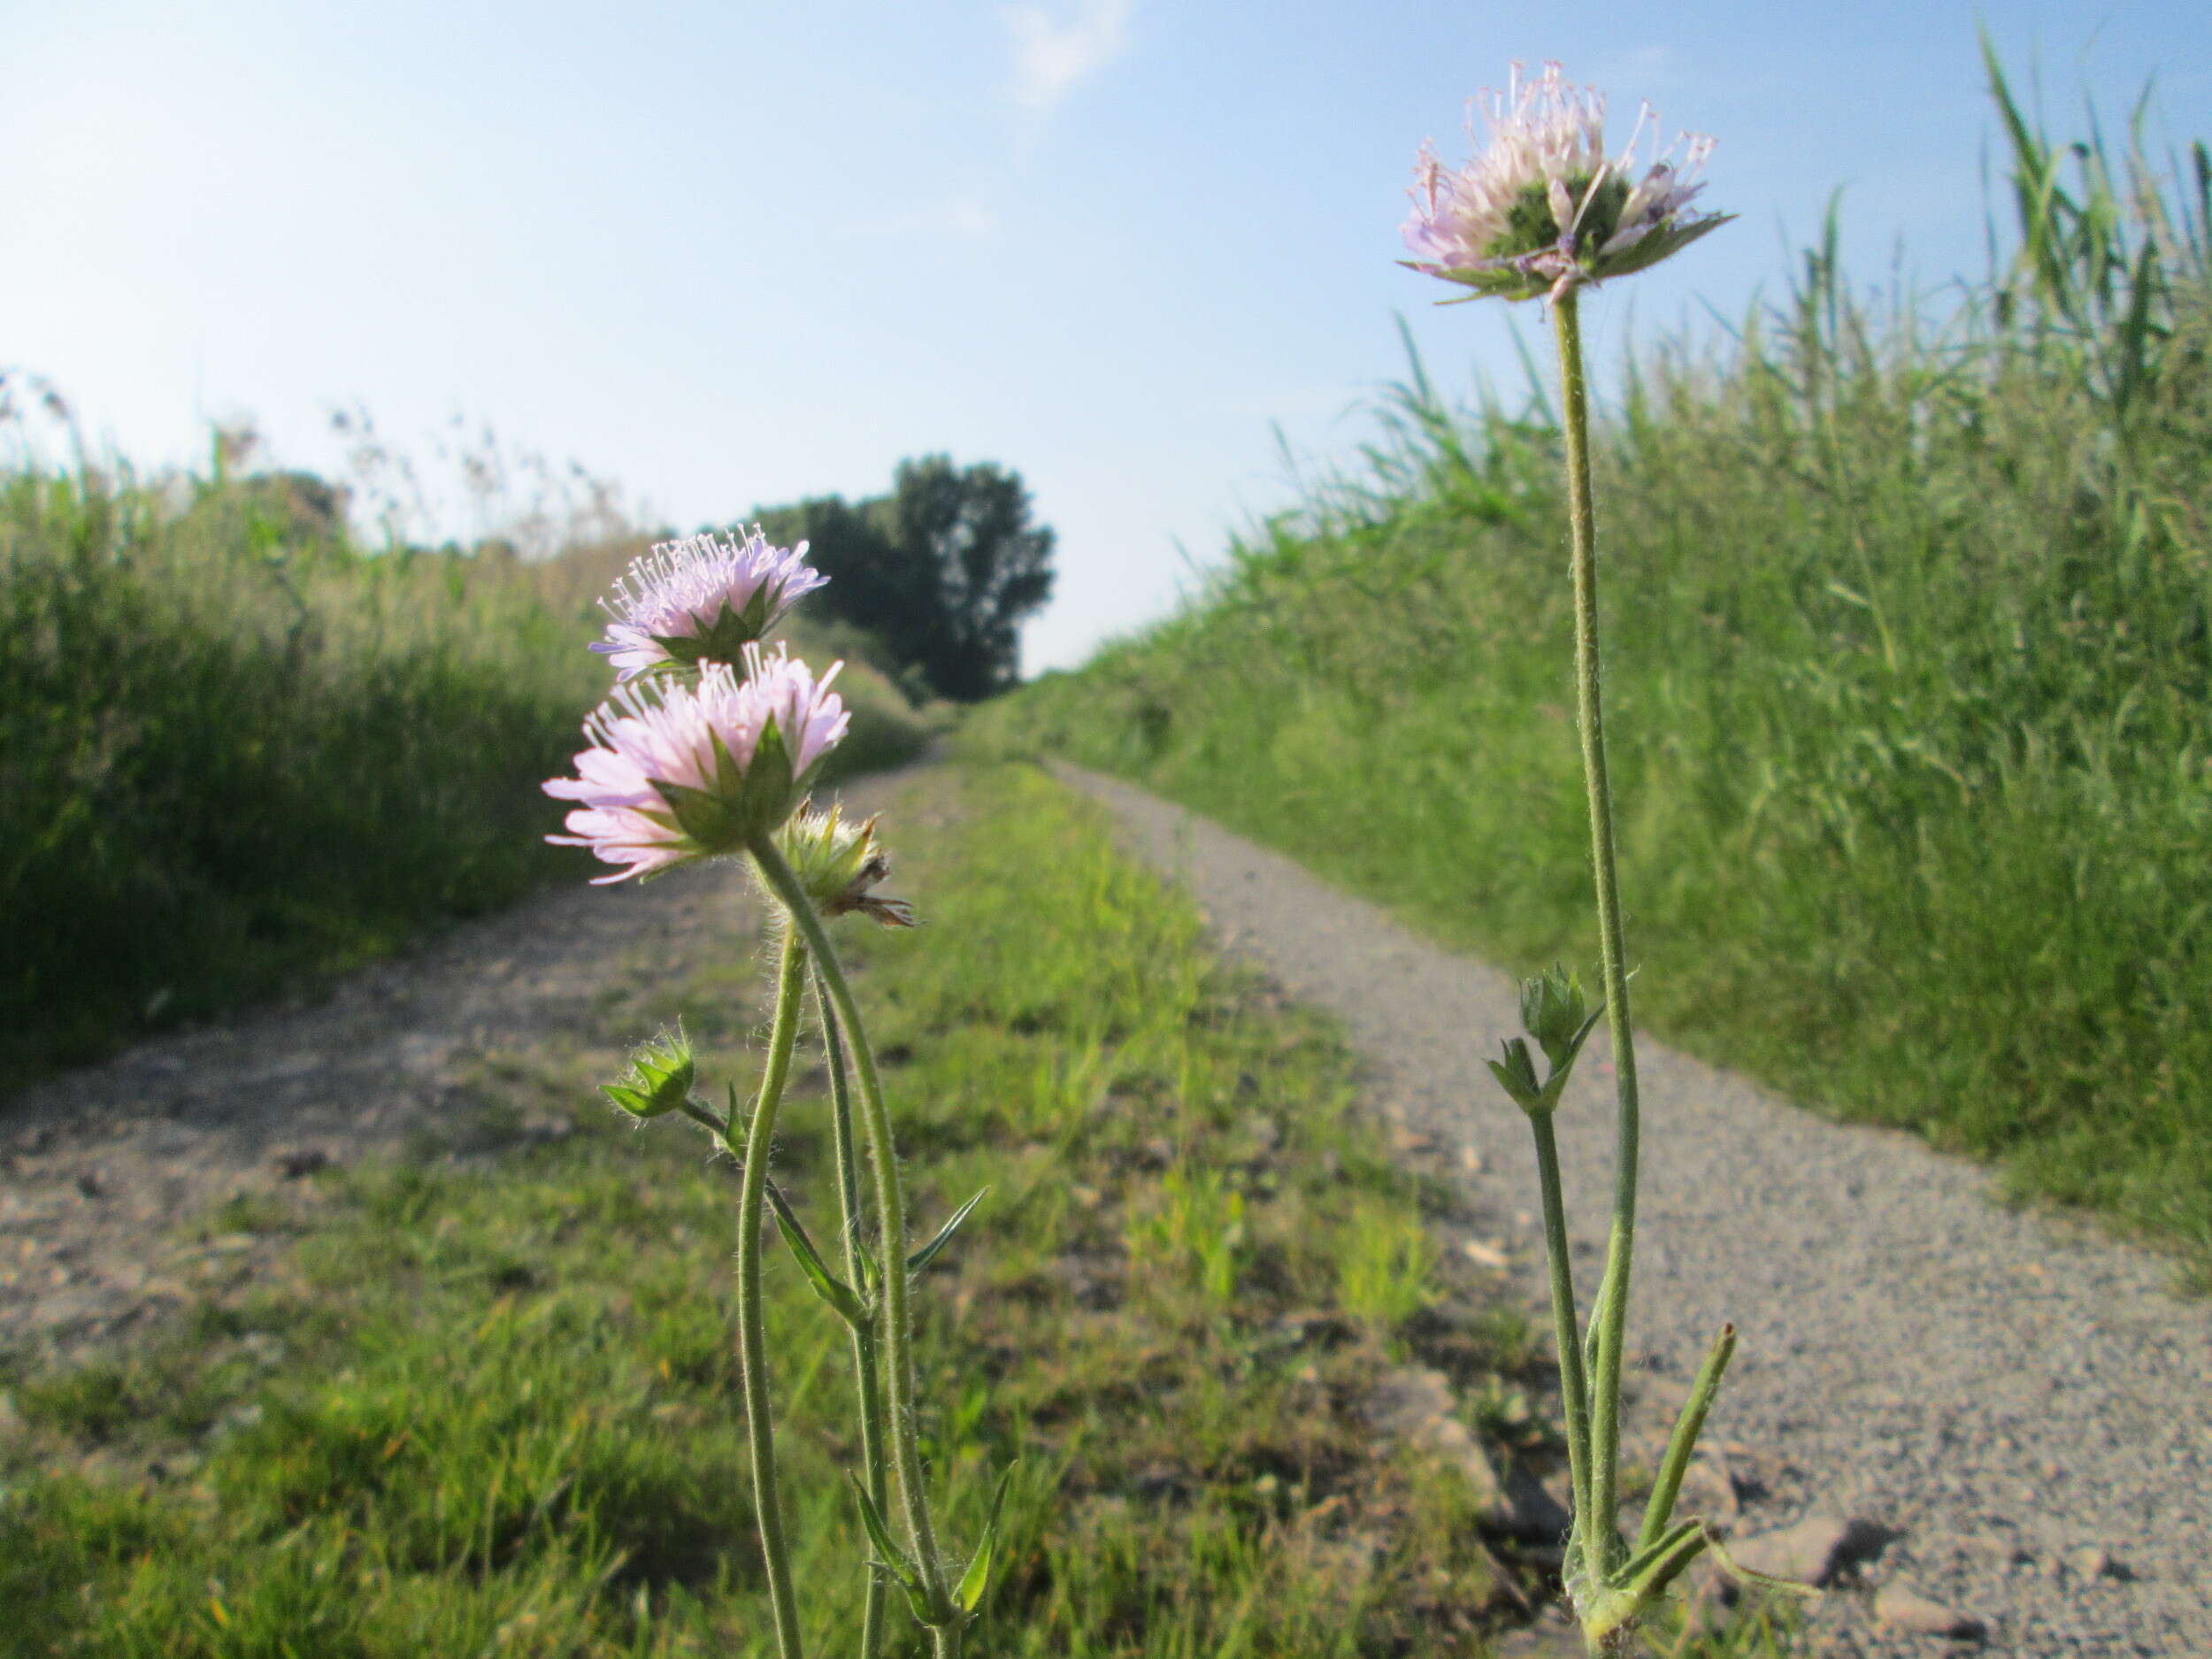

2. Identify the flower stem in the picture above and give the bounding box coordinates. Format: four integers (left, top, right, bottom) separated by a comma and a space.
1552, 289, 1643, 1586
813, 967, 890, 1659
737, 926, 810, 1659
1527, 1109, 1595, 1540
749, 833, 958, 1640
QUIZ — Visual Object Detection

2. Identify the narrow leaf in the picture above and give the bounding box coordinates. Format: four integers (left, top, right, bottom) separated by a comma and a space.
1703, 1529, 1825, 1598
768, 1179, 868, 1327
956, 1463, 1019, 1614
1637, 1323, 1737, 1554
908, 1187, 991, 1278
1609, 1517, 1707, 1591
848, 1475, 926, 1605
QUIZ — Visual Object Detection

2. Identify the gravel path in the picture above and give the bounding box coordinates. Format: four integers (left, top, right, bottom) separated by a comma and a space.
1057, 763, 2212, 1659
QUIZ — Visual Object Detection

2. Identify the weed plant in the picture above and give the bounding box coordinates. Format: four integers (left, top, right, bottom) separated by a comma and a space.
0, 768, 1792, 1655
976, 57, 2212, 1278
0, 444, 926, 1093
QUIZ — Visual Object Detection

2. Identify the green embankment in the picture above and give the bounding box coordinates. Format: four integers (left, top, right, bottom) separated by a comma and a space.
976, 88, 2212, 1277
0, 460, 926, 1092
4, 768, 1805, 1656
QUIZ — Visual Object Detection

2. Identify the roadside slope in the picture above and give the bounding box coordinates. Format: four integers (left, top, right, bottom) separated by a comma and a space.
1057, 761, 2212, 1659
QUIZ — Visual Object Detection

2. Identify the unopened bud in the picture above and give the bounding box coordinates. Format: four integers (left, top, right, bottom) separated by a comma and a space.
770, 803, 918, 928
1521, 964, 1590, 1071
603, 1025, 696, 1118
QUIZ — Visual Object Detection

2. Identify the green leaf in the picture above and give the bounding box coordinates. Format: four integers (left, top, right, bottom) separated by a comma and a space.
1486, 1038, 1544, 1111
956, 1463, 1018, 1614
849, 1474, 930, 1620
1583, 1519, 1717, 1641
767, 1179, 868, 1327
1701, 1529, 1825, 1599
1582, 1259, 1611, 1386
1637, 1323, 1737, 1554
908, 1187, 991, 1278
1607, 1517, 1708, 1597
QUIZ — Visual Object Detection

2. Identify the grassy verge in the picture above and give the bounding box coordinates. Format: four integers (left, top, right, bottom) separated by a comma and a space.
0, 455, 927, 1093
971, 70, 2212, 1282
0, 764, 1789, 1655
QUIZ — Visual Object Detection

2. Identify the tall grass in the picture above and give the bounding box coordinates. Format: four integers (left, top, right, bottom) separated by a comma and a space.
976, 52, 2212, 1275
1, 429, 927, 1091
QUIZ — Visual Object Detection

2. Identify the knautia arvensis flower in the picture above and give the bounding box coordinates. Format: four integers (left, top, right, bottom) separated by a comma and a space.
1402, 61, 1730, 303
544, 641, 849, 882
1405, 64, 1781, 1657
590, 526, 828, 680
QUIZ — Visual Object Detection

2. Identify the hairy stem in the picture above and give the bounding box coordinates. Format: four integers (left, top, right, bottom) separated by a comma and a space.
1554, 289, 1643, 1587
1527, 1110, 1596, 1540
737, 927, 810, 1659
749, 833, 957, 1632
814, 968, 890, 1659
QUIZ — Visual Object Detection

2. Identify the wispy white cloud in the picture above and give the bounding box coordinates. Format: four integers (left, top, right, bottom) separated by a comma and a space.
1001, 0, 1133, 119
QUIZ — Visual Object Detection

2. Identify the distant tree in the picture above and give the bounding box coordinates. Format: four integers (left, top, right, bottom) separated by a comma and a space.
755, 456, 1055, 703
754, 493, 921, 665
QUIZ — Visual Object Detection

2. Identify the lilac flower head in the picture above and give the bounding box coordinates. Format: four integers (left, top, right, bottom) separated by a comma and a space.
545, 642, 850, 882
1402, 62, 1730, 303
590, 527, 827, 680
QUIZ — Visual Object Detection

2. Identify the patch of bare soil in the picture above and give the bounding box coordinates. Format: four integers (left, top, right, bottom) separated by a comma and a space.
0, 851, 762, 1365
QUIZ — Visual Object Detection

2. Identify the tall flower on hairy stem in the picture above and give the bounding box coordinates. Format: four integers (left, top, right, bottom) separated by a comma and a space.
590, 526, 827, 680
1402, 61, 1730, 304
1405, 65, 1781, 1658
543, 641, 849, 882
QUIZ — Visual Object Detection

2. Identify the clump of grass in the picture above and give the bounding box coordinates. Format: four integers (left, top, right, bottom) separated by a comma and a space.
7, 764, 1796, 1656
973, 51, 2212, 1277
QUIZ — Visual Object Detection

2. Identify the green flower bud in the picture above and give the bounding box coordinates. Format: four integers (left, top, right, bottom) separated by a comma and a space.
1521, 964, 1590, 1071
603, 1025, 696, 1119
769, 801, 918, 928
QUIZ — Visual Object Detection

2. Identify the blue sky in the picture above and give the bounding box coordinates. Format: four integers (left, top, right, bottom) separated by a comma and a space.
5, 1, 2207, 671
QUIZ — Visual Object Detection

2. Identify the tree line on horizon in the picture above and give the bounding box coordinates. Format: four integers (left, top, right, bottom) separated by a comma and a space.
751, 454, 1055, 704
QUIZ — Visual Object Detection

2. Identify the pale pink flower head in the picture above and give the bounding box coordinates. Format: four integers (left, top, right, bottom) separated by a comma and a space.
545, 643, 850, 882
590, 527, 827, 680
1402, 62, 1730, 303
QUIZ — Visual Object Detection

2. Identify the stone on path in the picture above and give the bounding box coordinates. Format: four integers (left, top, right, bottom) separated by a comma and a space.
1724, 1514, 1884, 1587
1873, 1581, 1985, 1640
